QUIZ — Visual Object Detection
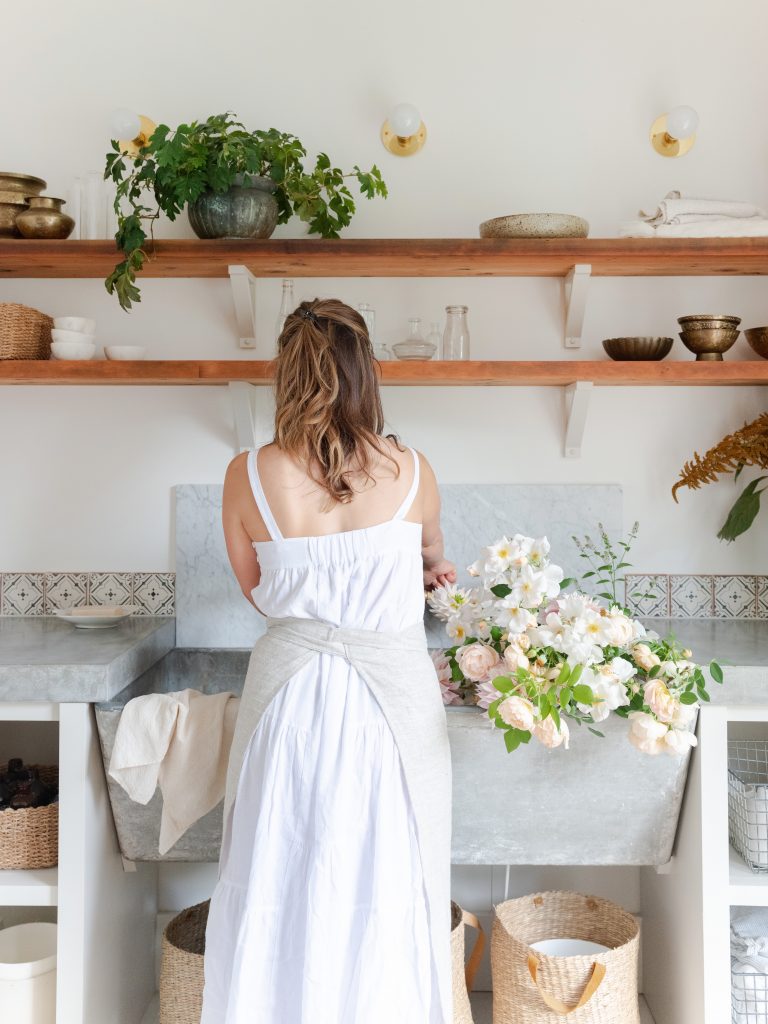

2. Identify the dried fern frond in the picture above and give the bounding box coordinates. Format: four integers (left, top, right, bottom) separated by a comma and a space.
672, 412, 768, 502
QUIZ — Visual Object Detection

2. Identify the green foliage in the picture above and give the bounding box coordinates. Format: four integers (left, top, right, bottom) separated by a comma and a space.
718, 476, 767, 542
103, 112, 388, 310
571, 520, 654, 612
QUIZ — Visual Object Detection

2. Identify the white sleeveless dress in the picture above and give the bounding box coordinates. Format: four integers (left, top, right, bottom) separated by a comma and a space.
201, 445, 445, 1023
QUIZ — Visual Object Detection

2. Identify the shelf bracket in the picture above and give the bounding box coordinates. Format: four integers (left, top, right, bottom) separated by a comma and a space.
229, 381, 259, 453
228, 265, 258, 350
563, 263, 591, 349
563, 380, 593, 458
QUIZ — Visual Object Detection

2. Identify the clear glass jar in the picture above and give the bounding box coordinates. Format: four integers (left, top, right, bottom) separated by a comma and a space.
392, 317, 436, 360
443, 305, 470, 360
276, 279, 295, 342
358, 302, 389, 358
424, 321, 442, 359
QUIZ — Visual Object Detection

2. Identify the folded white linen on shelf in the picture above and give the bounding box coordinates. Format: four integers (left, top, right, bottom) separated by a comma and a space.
108, 688, 240, 854
620, 217, 768, 238
640, 190, 765, 225
732, 909, 768, 1023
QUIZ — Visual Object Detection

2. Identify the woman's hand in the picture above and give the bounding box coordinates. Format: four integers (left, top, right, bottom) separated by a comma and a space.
423, 559, 457, 591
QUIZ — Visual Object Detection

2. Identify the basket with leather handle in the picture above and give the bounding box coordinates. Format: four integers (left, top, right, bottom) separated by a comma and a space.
490, 891, 639, 1022
452, 899, 486, 1023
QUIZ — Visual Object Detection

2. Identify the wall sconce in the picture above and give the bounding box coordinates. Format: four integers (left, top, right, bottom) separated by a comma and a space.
650, 105, 699, 157
109, 108, 157, 157
380, 103, 427, 157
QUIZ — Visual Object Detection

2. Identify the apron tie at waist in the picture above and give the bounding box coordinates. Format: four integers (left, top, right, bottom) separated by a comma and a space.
264, 615, 428, 657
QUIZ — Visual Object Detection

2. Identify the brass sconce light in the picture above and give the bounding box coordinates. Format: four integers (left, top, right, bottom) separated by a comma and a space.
381, 103, 427, 157
650, 105, 699, 157
109, 108, 157, 157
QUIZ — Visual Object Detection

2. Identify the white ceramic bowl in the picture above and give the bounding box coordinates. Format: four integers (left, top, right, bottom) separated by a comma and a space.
103, 345, 147, 361
53, 316, 96, 334
50, 340, 96, 360
52, 327, 95, 345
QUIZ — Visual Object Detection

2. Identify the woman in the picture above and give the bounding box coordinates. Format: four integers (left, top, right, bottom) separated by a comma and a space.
201, 298, 457, 1024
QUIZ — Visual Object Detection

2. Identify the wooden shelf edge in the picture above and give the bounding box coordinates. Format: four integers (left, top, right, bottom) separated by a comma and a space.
2, 237, 768, 279
2, 359, 768, 386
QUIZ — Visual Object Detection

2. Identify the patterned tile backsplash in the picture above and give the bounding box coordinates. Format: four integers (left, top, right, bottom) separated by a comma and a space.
1, 570, 766, 619
0, 572, 175, 616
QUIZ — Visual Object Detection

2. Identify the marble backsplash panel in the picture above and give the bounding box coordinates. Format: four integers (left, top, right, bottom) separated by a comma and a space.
174, 484, 622, 648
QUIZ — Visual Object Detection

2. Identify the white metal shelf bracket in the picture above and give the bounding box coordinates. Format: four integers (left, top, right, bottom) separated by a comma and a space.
228, 265, 258, 350
563, 380, 593, 458
563, 263, 591, 349
229, 381, 259, 453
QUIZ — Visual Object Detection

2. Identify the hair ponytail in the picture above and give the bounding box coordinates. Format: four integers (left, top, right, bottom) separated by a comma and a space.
273, 298, 400, 503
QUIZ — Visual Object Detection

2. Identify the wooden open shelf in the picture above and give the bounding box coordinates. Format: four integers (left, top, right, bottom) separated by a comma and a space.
2, 237, 768, 279
3, 359, 768, 386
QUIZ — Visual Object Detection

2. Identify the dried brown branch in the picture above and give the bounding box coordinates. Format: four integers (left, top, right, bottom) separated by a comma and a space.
672, 412, 768, 502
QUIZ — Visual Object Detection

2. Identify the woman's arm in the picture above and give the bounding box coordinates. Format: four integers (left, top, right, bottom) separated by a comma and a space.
222, 453, 263, 610
417, 453, 457, 590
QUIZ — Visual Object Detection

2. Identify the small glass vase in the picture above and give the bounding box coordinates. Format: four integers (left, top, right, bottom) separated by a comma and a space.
443, 305, 470, 360
392, 317, 436, 360
276, 279, 295, 343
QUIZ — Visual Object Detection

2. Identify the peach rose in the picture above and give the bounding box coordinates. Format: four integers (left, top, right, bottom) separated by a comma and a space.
632, 643, 661, 672
533, 715, 570, 749
456, 642, 502, 682
497, 695, 536, 732
627, 711, 668, 755
664, 727, 698, 755
503, 642, 530, 672
643, 679, 682, 724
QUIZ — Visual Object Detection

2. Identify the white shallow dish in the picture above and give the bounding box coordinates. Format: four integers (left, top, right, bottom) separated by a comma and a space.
104, 345, 147, 360
50, 341, 96, 360
53, 605, 138, 628
52, 327, 95, 344
53, 316, 95, 334
530, 938, 609, 957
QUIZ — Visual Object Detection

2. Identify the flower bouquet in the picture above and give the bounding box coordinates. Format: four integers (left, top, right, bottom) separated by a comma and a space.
428, 527, 723, 755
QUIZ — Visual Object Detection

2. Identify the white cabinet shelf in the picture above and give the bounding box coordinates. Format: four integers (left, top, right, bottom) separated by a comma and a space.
730, 846, 768, 905
0, 866, 58, 906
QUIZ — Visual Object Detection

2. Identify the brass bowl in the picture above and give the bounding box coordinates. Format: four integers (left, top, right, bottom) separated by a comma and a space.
678, 313, 741, 330
0, 200, 27, 237
679, 327, 740, 361
0, 172, 46, 196
745, 327, 768, 360
602, 336, 674, 361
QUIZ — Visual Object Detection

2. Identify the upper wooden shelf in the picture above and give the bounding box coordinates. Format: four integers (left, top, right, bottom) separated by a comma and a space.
2, 359, 767, 386
2, 238, 768, 279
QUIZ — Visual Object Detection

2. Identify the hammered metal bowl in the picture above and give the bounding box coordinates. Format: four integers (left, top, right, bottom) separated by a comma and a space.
745, 327, 768, 359
602, 336, 674, 361
0, 172, 47, 237
677, 313, 741, 330
679, 327, 741, 361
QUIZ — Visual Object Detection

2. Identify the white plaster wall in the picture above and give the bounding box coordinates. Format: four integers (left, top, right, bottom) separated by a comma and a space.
2, 0, 767, 976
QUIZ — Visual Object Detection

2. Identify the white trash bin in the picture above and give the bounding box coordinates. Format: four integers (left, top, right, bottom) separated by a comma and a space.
0, 922, 57, 1022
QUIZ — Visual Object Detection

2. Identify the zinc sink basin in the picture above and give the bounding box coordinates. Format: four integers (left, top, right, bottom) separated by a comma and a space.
95, 648, 693, 866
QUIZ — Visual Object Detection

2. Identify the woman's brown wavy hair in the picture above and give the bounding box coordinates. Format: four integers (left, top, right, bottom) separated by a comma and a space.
273, 297, 401, 504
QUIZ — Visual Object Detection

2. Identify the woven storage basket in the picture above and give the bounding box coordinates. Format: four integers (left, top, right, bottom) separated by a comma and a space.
0, 763, 58, 870
491, 891, 639, 1023
452, 899, 486, 1023
0, 302, 53, 359
160, 899, 208, 1024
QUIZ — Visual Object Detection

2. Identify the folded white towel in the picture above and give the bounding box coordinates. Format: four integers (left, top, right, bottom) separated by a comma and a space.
640, 190, 765, 225
108, 688, 240, 854
620, 217, 768, 238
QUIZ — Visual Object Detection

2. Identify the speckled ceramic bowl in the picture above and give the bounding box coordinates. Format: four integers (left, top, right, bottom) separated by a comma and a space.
602, 337, 674, 361
479, 213, 589, 239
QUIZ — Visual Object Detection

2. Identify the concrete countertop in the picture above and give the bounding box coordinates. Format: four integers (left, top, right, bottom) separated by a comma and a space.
0, 614, 764, 704
0, 616, 176, 703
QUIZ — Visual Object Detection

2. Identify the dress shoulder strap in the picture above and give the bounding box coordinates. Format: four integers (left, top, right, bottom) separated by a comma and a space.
246, 446, 284, 541
392, 446, 421, 521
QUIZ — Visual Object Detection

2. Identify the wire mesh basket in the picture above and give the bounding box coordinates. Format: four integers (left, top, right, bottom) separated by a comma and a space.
732, 959, 768, 1023
728, 740, 768, 874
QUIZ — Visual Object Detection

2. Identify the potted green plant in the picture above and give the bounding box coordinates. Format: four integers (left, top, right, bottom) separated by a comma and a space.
103, 112, 388, 310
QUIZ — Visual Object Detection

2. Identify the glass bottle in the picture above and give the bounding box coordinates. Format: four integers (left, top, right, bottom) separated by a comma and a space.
392, 317, 437, 360
276, 279, 295, 342
358, 302, 389, 359
443, 305, 470, 360
425, 321, 442, 359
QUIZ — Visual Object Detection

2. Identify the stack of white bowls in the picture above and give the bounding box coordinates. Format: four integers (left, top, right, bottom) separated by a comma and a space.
50, 317, 96, 360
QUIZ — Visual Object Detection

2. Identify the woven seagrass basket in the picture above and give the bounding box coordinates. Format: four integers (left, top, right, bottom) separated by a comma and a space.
0, 763, 59, 870
452, 899, 486, 1023
160, 898, 484, 1024
0, 302, 53, 359
491, 891, 639, 1023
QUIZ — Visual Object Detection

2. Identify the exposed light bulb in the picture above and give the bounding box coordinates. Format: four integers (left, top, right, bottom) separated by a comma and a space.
109, 108, 141, 142
666, 105, 699, 140
388, 103, 422, 138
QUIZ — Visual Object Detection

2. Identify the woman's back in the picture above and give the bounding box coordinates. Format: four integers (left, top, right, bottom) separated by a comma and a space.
240, 439, 426, 631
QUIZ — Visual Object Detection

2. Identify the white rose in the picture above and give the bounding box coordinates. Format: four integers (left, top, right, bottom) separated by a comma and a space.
632, 643, 661, 672
503, 643, 530, 672
663, 727, 698, 755
456, 643, 502, 682
627, 711, 668, 755
533, 715, 570, 749
603, 613, 635, 647
497, 696, 536, 732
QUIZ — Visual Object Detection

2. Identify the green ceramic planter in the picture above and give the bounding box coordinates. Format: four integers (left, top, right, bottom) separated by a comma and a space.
187, 174, 278, 239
